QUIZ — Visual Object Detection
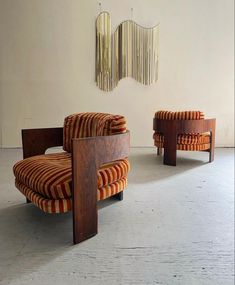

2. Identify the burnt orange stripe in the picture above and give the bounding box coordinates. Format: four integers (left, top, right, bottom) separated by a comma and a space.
63, 113, 127, 152
33, 165, 65, 196
105, 168, 112, 184
113, 164, 122, 178
31, 164, 59, 193
56, 175, 72, 198
59, 200, 64, 213
87, 113, 96, 137
43, 168, 72, 196
15, 177, 127, 213
80, 114, 88, 137
82, 114, 92, 137
22, 162, 52, 191
155, 110, 205, 120
99, 171, 107, 187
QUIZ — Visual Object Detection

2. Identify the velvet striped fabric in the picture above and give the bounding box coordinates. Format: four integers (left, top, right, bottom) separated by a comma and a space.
15, 180, 72, 213
13, 152, 130, 200
153, 133, 211, 151
153, 110, 210, 151
15, 177, 127, 213
155, 110, 205, 120
153, 133, 210, 145
63, 113, 126, 153
14, 153, 72, 200
98, 160, 130, 188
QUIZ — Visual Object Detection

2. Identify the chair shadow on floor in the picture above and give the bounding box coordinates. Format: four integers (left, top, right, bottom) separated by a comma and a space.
0, 197, 120, 284
0, 204, 69, 283
128, 149, 211, 184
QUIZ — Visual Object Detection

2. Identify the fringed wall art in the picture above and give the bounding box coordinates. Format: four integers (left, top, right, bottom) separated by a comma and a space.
96, 11, 159, 91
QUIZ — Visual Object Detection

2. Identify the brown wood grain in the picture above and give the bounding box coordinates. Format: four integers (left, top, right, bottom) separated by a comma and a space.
21, 127, 63, 203
22, 127, 63, 159
153, 118, 216, 166
72, 131, 130, 244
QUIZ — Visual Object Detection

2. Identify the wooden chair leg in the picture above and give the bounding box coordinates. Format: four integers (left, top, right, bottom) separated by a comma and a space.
209, 128, 215, 162
163, 131, 177, 166
209, 150, 214, 162
164, 148, 177, 166
157, 147, 163, 155
114, 191, 123, 201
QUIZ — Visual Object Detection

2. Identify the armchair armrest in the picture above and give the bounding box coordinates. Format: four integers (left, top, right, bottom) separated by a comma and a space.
153, 118, 216, 134
71, 131, 130, 244
22, 127, 63, 159
153, 118, 216, 165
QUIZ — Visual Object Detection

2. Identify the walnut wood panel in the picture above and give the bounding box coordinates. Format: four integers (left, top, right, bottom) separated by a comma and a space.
22, 127, 63, 159
153, 119, 216, 166
72, 131, 130, 244
21, 127, 63, 203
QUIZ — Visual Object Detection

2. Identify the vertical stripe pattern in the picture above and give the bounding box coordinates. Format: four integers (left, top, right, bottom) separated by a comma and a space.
155, 110, 205, 120
153, 133, 211, 151
15, 177, 127, 214
13, 152, 130, 200
13, 112, 130, 213
63, 113, 126, 153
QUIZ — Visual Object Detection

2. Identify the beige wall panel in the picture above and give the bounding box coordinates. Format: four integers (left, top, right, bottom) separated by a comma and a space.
0, 0, 234, 147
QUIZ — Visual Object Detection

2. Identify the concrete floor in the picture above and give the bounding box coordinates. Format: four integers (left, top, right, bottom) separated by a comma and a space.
0, 148, 234, 285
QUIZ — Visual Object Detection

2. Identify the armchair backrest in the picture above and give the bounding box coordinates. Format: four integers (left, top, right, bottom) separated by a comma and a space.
63, 112, 126, 153
155, 111, 204, 120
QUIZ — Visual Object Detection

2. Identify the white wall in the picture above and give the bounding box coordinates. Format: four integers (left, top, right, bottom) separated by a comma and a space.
0, 0, 234, 147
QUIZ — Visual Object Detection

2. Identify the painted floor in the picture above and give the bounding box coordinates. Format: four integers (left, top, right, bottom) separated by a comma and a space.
0, 148, 234, 285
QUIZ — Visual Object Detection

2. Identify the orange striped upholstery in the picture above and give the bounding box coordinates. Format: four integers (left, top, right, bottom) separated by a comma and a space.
14, 112, 129, 214
14, 153, 72, 200
154, 133, 210, 145
153, 133, 211, 151
15, 177, 127, 213
63, 113, 126, 152
13, 152, 130, 201
155, 110, 204, 120
98, 160, 130, 188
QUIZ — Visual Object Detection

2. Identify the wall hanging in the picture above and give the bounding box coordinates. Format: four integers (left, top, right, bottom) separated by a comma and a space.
96, 11, 160, 91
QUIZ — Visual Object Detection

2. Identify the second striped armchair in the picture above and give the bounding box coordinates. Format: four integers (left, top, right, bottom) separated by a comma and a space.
153, 110, 216, 166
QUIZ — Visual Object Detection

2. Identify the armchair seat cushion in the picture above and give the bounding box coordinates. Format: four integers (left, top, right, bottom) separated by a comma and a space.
153, 133, 211, 151
15, 177, 127, 213
13, 152, 130, 200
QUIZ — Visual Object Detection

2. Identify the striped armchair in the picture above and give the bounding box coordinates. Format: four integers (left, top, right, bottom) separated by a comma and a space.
13, 113, 130, 244
153, 111, 216, 166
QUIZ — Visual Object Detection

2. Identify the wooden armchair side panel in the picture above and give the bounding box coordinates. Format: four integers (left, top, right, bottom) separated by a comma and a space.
72, 131, 130, 244
153, 119, 216, 166
21, 127, 63, 202
22, 127, 63, 159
